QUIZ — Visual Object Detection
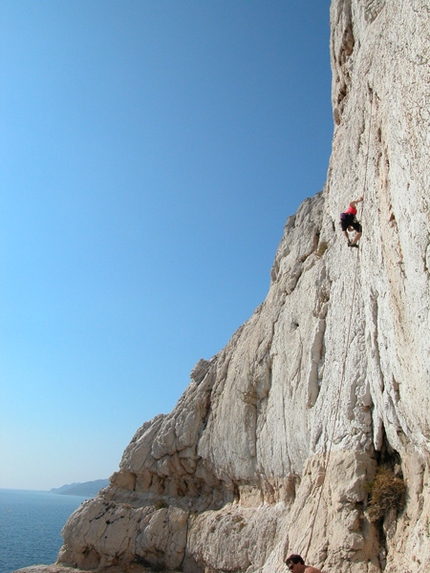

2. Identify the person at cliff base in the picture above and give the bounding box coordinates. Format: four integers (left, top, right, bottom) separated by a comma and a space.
340, 196, 363, 248
285, 554, 322, 573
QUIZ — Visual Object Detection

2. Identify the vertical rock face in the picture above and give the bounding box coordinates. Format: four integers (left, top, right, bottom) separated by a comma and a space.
58, 2, 430, 573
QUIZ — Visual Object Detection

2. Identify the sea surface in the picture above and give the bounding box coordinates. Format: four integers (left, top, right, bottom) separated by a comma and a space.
0, 489, 87, 573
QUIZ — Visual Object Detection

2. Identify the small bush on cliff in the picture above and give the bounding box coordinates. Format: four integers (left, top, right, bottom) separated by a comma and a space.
154, 499, 169, 510
366, 465, 406, 522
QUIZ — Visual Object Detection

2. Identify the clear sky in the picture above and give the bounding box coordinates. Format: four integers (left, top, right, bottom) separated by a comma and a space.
0, 0, 332, 490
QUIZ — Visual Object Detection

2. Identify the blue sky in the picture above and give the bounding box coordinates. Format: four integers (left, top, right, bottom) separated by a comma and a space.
0, 0, 332, 490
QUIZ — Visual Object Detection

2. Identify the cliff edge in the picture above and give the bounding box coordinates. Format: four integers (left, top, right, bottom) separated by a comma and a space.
42, 2, 430, 573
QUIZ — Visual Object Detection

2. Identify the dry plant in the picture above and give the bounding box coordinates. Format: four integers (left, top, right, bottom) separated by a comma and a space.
366, 465, 406, 523
154, 499, 169, 510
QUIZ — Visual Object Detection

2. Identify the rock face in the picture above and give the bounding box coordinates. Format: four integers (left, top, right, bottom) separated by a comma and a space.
57, 2, 430, 573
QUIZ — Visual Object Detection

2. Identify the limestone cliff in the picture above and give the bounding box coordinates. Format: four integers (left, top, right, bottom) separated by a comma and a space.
56, 2, 430, 573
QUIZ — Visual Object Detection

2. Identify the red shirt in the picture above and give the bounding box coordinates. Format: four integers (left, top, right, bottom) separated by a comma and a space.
345, 205, 357, 216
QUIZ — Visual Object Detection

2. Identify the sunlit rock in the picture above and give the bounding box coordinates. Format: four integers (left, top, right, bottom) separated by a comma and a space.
54, 2, 430, 573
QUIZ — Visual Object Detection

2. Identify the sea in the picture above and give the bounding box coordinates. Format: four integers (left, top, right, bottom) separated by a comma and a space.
0, 489, 88, 573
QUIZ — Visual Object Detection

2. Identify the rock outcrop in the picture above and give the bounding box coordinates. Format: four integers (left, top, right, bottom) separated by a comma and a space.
53, 2, 430, 573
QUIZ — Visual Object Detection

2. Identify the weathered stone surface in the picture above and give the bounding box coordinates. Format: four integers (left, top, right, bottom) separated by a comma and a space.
19, 2, 430, 573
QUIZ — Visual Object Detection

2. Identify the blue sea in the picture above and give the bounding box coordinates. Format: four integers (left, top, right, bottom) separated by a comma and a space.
0, 489, 87, 573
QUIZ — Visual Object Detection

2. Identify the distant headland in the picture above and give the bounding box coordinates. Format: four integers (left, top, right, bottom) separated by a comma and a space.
50, 479, 109, 497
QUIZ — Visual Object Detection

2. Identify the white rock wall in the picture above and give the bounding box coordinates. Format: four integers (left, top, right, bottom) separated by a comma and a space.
56, 2, 430, 573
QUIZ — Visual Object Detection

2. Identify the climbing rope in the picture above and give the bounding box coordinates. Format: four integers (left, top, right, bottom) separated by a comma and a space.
300, 85, 376, 561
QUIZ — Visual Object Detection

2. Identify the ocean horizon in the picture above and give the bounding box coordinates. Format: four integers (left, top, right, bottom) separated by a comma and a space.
0, 488, 87, 573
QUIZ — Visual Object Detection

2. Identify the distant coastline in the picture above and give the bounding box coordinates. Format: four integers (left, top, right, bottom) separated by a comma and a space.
50, 479, 109, 497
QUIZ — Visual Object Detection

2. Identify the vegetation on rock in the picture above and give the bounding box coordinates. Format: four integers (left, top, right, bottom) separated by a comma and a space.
366, 465, 406, 523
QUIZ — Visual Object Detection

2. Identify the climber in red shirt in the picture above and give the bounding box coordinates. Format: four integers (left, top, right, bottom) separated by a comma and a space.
340, 196, 363, 248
